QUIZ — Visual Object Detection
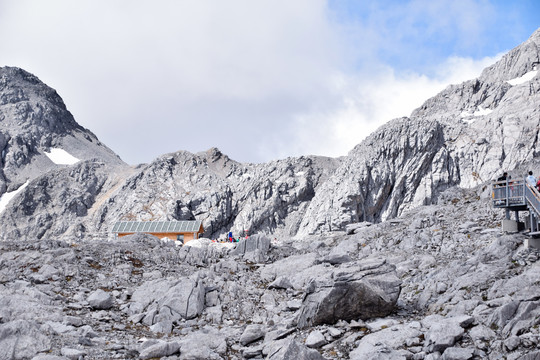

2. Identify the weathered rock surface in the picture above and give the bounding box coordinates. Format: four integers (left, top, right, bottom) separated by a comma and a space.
87, 289, 113, 310
230, 233, 271, 263
93, 148, 340, 239
296, 258, 401, 328
138, 340, 180, 360
0, 320, 51, 360
266, 338, 326, 360
0, 160, 132, 240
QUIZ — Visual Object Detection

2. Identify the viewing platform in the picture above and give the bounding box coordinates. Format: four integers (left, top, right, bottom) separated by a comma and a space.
492, 178, 540, 249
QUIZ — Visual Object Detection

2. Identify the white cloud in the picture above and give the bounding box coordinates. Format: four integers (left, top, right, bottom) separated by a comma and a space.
276, 53, 502, 159
0, 1, 516, 164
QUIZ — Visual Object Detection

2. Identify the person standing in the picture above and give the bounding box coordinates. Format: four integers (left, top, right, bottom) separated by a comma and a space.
527, 171, 536, 188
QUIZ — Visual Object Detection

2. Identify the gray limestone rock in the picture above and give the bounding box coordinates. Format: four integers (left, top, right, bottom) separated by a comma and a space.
296, 258, 401, 328
266, 338, 325, 360
239, 324, 266, 346
441, 347, 475, 360
139, 340, 180, 360
518, 351, 540, 360
349, 323, 422, 359
231, 234, 271, 257
268, 276, 293, 290
305, 330, 327, 348
0, 320, 51, 360
129, 276, 206, 324
504, 336, 521, 351
59, 348, 86, 360
177, 328, 228, 359
0, 160, 125, 240
87, 289, 113, 310
424, 316, 468, 353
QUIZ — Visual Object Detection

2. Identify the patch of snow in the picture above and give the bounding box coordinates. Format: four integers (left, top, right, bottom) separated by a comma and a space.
473, 106, 493, 116
507, 70, 538, 86
44, 148, 80, 165
242, 173, 252, 179
184, 238, 213, 248
460, 106, 492, 124
295, 171, 305, 177
0, 181, 29, 213
185, 238, 235, 249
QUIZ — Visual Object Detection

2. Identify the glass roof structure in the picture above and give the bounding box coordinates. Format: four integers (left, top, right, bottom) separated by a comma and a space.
112, 220, 202, 233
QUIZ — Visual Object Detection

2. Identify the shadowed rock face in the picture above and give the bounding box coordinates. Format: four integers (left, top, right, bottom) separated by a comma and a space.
0, 160, 112, 240
296, 259, 401, 328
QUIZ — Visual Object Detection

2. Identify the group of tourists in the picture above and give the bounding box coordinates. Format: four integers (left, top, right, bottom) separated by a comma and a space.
498, 171, 540, 192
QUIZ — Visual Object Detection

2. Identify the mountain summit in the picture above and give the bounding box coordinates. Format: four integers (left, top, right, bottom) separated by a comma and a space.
0, 66, 124, 196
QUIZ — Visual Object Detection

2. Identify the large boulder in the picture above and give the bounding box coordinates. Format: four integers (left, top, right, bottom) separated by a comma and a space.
139, 340, 180, 360
296, 258, 401, 328
129, 276, 206, 327
87, 289, 113, 310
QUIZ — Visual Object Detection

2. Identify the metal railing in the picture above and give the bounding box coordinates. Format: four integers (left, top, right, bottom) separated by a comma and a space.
525, 183, 540, 215
492, 179, 526, 207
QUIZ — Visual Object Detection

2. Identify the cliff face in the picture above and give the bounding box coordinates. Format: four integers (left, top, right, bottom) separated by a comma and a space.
295, 28, 540, 236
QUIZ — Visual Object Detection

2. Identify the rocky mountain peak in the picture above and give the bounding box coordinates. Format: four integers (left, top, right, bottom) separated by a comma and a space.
0, 66, 82, 134
478, 28, 539, 83
296, 27, 540, 236
1, 29, 539, 242
204, 147, 225, 162
0, 66, 124, 197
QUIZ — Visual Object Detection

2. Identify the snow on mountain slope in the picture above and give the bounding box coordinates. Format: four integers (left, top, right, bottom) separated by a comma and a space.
0, 180, 28, 213
44, 148, 80, 165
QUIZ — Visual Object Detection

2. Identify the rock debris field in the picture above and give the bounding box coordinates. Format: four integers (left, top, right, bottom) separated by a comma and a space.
1, 185, 540, 360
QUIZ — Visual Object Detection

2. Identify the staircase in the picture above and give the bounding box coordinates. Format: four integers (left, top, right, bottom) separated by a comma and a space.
492, 179, 540, 235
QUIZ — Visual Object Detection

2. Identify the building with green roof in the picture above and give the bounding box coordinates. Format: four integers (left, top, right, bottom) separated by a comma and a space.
112, 220, 204, 244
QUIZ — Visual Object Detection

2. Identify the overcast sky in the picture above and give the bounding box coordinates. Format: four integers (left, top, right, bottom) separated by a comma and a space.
0, 1, 539, 164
